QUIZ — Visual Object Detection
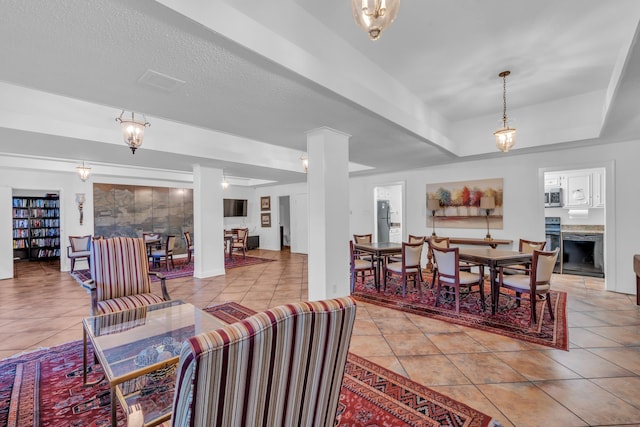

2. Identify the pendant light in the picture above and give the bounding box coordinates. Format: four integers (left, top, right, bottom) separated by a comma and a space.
493, 71, 516, 152
352, 0, 400, 41
116, 110, 150, 154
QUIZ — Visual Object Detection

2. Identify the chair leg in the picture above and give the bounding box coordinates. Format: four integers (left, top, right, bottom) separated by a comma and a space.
530, 294, 538, 326
70, 258, 75, 272
434, 279, 441, 307
455, 286, 461, 314
546, 293, 554, 320
478, 277, 486, 311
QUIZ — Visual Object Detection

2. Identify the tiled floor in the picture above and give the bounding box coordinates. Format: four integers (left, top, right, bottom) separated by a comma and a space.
2, 250, 640, 426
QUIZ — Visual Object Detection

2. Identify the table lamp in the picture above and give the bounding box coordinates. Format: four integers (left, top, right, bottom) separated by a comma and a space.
480, 196, 495, 240
427, 198, 441, 236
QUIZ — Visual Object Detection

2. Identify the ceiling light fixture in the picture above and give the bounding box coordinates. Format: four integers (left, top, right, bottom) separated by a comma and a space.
76, 161, 91, 181
352, 0, 400, 41
494, 71, 516, 153
115, 110, 150, 154
300, 153, 309, 173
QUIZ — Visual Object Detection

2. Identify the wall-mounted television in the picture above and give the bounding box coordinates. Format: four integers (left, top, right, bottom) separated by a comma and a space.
223, 199, 248, 217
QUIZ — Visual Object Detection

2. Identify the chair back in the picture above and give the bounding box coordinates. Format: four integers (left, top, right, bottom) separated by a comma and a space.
533, 248, 559, 284
403, 241, 423, 267
430, 245, 458, 280
166, 235, 176, 253
237, 227, 249, 242
183, 231, 192, 246
408, 235, 425, 244
69, 235, 91, 252
90, 237, 152, 302
429, 236, 450, 249
171, 297, 357, 427
520, 239, 546, 254
353, 234, 372, 244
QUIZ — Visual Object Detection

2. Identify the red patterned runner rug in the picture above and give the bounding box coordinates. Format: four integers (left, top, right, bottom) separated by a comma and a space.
0, 302, 499, 427
352, 276, 568, 350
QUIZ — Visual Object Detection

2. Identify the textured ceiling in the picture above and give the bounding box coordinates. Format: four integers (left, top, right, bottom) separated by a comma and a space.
0, 0, 639, 185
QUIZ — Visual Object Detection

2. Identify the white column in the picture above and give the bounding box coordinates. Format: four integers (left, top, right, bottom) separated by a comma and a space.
193, 164, 225, 278
0, 186, 13, 279
306, 127, 350, 300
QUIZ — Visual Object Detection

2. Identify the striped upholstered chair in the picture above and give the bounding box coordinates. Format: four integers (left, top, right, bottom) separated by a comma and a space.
84, 237, 170, 316
167, 297, 356, 426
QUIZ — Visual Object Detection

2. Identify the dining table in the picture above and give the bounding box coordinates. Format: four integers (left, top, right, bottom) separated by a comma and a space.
354, 241, 402, 290
458, 247, 532, 315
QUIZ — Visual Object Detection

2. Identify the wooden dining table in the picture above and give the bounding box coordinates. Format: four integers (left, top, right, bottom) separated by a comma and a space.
458, 247, 532, 315
354, 242, 402, 290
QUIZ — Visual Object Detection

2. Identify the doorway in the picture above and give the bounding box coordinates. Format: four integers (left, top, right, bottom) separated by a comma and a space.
278, 196, 291, 249
373, 184, 403, 243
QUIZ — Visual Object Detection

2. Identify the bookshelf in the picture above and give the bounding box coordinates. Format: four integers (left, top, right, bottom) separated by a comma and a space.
12, 195, 61, 260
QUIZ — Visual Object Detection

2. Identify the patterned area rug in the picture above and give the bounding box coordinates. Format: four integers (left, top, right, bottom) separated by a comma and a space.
69, 254, 274, 285
352, 275, 568, 350
0, 303, 499, 427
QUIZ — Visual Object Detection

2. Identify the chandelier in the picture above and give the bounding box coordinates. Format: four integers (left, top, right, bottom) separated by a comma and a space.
115, 110, 150, 154
76, 161, 91, 181
493, 71, 516, 152
352, 0, 400, 41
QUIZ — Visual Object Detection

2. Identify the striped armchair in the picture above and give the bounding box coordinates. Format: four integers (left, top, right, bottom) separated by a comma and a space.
84, 237, 170, 316
169, 297, 356, 426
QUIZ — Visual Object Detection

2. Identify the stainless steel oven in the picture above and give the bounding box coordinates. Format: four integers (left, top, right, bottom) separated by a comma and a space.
544, 188, 562, 207
545, 217, 561, 273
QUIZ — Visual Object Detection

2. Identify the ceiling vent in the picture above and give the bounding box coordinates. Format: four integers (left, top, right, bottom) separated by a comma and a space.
138, 69, 185, 93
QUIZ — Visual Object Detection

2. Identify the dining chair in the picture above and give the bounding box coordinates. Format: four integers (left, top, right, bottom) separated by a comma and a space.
142, 232, 161, 257
67, 235, 91, 272
430, 245, 485, 314
428, 236, 450, 287
350, 240, 376, 292
231, 227, 249, 258
353, 233, 377, 263
503, 239, 547, 275
150, 235, 176, 271
383, 241, 424, 298
388, 234, 425, 263
183, 231, 194, 264
498, 248, 559, 326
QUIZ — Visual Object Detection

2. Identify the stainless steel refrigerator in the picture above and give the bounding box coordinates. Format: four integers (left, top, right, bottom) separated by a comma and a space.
377, 200, 390, 242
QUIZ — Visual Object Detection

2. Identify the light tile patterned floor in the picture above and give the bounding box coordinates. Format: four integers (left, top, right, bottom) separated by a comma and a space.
2, 250, 640, 426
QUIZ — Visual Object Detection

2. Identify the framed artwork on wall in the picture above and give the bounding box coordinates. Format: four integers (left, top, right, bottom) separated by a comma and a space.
261, 196, 271, 211
426, 178, 504, 230
261, 212, 271, 227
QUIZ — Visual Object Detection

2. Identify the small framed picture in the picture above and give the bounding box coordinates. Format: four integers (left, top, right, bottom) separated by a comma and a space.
260, 196, 271, 211
261, 212, 271, 227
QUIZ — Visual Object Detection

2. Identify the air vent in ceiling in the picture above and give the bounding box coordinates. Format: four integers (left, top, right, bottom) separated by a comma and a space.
138, 69, 185, 93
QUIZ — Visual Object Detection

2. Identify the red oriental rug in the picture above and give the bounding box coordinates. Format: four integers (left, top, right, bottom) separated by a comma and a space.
0, 302, 500, 427
352, 276, 568, 350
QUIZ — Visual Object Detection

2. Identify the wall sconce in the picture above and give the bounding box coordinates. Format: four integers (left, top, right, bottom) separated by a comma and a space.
427, 198, 441, 236
221, 176, 229, 189
300, 153, 309, 173
76, 193, 86, 225
480, 196, 495, 240
76, 161, 91, 182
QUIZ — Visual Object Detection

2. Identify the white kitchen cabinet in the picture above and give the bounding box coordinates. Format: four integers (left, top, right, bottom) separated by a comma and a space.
592, 170, 605, 208
544, 174, 561, 188
565, 173, 591, 207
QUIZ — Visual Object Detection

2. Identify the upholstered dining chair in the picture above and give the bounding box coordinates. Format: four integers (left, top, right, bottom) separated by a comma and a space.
428, 236, 450, 286
389, 234, 425, 263
67, 235, 91, 272
430, 244, 485, 314
353, 233, 376, 262
498, 248, 559, 326
183, 231, 194, 264
502, 238, 547, 275
231, 227, 249, 258
383, 241, 424, 298
85, 237, 170, 316
350, 240, 376, 292
150, 235, 176, 271
127, 297, 357, 427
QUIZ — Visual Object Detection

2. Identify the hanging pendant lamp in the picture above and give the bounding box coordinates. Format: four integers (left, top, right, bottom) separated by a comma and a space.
352, 0, 400, 41
493, 71, 516, 153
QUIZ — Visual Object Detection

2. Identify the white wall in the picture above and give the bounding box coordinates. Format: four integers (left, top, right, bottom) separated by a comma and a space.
349, 138, 640, 296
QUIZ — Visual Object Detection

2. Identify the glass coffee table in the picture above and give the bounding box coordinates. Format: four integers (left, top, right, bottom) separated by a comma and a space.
82, 300, 226, 426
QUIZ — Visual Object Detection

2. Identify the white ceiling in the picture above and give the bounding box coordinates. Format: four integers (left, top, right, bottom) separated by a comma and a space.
0, 0, 639, 186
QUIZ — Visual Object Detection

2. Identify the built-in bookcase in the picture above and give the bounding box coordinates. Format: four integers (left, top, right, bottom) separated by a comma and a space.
12, 195, 60, 260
